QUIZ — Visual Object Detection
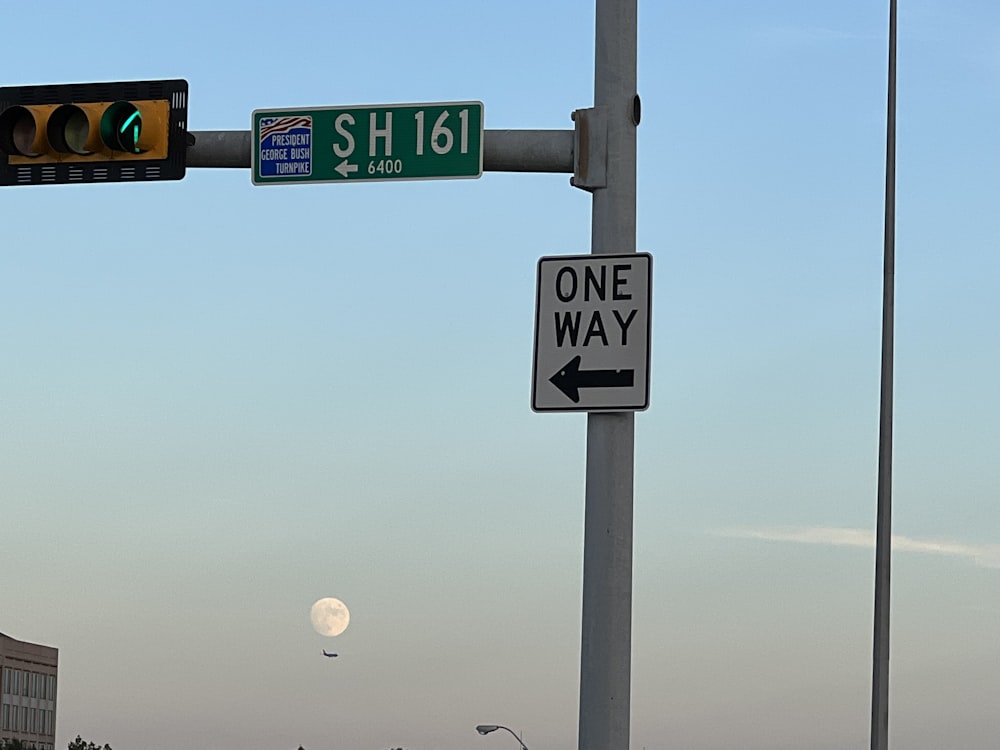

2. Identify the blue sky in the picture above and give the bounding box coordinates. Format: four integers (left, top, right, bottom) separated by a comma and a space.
2, 2, 998, 750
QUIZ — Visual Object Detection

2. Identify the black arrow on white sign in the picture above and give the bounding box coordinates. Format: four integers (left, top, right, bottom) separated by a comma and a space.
549, 355, 635, 403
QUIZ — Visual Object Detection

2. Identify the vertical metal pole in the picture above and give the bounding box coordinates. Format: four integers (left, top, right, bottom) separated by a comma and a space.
578, 2, 637, 750
871, 1, 897, 749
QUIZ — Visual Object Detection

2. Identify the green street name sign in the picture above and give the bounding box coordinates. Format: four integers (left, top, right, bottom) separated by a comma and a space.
252, 101, 484, 185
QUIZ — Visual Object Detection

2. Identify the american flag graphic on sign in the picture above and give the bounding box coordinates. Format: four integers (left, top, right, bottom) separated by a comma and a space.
259, 116, 313, 140
257, 115, 312, 179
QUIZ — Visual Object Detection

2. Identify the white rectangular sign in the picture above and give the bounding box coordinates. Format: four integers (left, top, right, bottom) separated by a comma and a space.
532, 253, 652, 412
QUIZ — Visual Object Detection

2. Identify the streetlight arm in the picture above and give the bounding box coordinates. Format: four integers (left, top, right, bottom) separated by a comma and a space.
475, 724, 529, 750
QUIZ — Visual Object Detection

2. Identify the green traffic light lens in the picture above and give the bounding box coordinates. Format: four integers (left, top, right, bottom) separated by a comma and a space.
48, 105, 92, 155
0, 106, 42, 157
100, 101, 143, 153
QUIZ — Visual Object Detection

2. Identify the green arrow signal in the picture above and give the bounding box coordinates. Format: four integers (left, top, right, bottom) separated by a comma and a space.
120, 110, 141, 153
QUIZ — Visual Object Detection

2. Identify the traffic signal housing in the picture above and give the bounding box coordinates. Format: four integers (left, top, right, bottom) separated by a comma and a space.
0, 79, 188, 186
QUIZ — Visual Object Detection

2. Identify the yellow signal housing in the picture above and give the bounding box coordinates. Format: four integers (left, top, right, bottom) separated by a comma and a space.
3, 99, 169, 165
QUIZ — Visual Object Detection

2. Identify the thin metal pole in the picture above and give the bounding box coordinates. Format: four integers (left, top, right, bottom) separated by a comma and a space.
578, 2, 637, 750
871, 1, 897, 748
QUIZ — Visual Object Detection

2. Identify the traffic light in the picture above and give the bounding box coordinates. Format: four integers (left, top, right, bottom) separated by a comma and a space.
0, 79, 188, 186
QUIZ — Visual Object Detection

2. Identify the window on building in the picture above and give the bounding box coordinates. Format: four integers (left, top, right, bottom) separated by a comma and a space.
3, 702, 10, 730
47, 675, 55, 701
30, 672, 37, 698
3, 666, 10, 694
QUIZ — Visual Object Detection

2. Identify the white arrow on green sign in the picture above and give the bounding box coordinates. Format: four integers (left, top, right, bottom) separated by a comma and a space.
252, 101, 483, 185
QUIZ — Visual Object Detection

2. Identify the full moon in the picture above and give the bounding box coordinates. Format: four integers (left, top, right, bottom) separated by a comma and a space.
310, 597, 350, 636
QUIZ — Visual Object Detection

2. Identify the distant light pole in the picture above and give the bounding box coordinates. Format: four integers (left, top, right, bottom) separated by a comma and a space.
870, 1, 898, 750
475, 724, 530, 750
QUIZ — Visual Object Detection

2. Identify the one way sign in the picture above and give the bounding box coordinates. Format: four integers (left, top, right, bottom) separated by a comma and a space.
532, 253, 652, 412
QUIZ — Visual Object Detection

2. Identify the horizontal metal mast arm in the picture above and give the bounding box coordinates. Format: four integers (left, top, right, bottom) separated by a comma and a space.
185, 129, 574, 173
483, 129, 574, 172
186, 131, 252, 168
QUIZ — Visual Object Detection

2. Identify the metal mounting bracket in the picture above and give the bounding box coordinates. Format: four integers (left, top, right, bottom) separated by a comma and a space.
571, 106, 608, 192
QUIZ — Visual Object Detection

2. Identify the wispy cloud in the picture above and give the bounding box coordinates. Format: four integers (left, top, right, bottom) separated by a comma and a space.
715, 525, 1000, 569
751, 25, 878, 48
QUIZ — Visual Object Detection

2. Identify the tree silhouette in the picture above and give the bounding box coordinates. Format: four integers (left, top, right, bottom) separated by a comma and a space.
67, 735, 112, 750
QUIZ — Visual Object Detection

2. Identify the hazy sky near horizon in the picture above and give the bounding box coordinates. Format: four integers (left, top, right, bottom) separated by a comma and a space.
2, 2, 999, 750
